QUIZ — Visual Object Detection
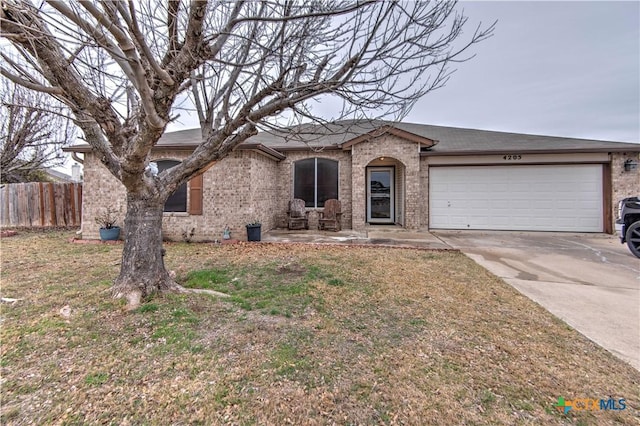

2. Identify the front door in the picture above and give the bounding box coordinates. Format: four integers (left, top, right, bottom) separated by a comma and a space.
367, 167, 394, 223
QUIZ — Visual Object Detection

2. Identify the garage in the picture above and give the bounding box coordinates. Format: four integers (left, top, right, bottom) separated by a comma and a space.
429, 164, 603, 232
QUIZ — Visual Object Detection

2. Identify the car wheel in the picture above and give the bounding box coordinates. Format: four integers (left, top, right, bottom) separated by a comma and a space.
625, 221, 640, 258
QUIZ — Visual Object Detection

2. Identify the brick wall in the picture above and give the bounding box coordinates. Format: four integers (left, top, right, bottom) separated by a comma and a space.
81, 153, 127, 239
81, 149, 281, 241
419, 156, 430, 228
351, 135, 422, 230
611, 152, 640, 224
276, 150, 352, 230
81, 141, 636, 239
248, 150, 280, 234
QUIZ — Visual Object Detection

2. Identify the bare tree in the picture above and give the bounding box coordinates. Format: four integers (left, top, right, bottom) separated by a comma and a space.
0, 77, 74, 183
1, 0, 493, 307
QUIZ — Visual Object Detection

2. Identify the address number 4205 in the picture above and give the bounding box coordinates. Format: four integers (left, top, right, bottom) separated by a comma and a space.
503, 154, 522, 160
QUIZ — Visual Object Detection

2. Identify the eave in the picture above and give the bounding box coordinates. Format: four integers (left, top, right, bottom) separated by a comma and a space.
236, 143, 286, 161
63, 143, 286, 161
420, 147, 640, 156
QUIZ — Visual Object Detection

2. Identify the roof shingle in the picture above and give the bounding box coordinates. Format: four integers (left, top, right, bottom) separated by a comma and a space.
64, 120, 639, 154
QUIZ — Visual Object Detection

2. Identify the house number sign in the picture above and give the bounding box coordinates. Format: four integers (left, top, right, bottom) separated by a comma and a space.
502, 154, 522, 160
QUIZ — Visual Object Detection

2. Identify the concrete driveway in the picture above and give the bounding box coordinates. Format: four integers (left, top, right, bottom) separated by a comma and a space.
434, 230, 640, 371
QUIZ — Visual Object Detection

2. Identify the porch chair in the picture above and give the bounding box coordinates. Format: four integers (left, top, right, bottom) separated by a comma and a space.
287, 198, 309, 230
317, 199, 342, 231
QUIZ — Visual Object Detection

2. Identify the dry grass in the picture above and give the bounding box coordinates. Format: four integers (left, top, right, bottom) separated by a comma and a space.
1, 231, 638, 425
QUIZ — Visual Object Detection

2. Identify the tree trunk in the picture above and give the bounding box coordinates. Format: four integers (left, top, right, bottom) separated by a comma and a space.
111, 195, 184, 307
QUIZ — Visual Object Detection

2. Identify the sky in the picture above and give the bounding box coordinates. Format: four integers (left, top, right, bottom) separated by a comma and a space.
58, 1, 640, 171
166, 1, 639, 143
402, 0, 640, 143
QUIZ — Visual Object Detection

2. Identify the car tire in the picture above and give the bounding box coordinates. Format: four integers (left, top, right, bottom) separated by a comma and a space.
625, 221, 640, 258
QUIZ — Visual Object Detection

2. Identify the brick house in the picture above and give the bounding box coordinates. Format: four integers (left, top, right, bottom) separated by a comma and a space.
66, 120, 639, 241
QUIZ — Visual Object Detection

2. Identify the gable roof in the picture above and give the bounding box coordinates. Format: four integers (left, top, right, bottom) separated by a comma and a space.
339, 125, 438, 149
64, 120, 639, 156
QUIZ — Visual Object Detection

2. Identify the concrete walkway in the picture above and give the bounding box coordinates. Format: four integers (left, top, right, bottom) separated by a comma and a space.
263, 227, 640, 371
262, 226, 451, 249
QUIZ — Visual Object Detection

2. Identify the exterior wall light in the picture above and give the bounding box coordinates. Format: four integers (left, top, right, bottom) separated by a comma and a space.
623, 159, 638, 172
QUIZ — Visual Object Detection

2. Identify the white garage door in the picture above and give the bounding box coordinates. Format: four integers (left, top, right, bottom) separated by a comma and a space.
429, 164, 603, 232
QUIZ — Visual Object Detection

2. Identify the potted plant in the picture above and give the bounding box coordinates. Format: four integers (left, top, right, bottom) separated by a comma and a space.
95, 207, 121, 241
245, 220, 261, 242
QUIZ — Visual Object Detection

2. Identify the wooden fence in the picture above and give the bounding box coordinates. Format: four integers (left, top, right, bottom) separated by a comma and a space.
0, 182, 82, 228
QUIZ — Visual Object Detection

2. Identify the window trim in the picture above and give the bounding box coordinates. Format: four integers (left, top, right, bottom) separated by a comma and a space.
293, 157, 339, 209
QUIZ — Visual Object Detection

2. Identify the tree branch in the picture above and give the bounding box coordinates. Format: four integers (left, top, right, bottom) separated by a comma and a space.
121, 1, 174, 85
0, 68, 64, 96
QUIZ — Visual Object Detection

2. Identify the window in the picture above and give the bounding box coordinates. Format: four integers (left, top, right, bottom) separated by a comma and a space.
294, 158, 338, 208
156, 160, 187, 212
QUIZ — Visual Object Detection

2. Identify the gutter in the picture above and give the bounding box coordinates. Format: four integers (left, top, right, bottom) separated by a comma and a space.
63, 143, 287, 161
420, 147, 640, 156
237, 143, 286, 161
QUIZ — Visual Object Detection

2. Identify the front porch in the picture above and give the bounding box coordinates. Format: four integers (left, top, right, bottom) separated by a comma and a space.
262, 226, 450, 249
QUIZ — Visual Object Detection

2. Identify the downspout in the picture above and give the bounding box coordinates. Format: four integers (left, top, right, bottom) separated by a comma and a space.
71, 152, 84, 164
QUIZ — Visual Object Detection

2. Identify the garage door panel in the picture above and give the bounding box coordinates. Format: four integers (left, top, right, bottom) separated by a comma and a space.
534, 200, 553, 209
492, 200, 510, 209
469, 200, 490, 208
429, 165, 603, 232
510, 183, 532, 192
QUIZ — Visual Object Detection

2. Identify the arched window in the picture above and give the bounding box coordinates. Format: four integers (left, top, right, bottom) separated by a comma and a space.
294, 158, 338, 208
156, 160, 187, 212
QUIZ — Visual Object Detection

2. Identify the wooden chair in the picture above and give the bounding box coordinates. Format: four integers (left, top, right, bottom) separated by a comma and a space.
287, 198, 309, 230
318, 199, 342, 231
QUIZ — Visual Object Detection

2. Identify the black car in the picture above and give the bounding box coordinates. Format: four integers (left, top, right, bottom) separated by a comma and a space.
616, 196, 640, 258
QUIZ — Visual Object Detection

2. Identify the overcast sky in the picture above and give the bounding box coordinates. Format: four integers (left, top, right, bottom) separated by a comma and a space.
404, 0, 640, 143
59, 1, 640, 172
167, 1, 639, 143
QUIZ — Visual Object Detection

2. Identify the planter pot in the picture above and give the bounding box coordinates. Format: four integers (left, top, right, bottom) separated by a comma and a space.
99, 226, 121, 241
246, 224, 261, 242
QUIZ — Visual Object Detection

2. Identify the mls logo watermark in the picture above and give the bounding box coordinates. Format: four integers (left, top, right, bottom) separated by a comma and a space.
556, 396, 627, 414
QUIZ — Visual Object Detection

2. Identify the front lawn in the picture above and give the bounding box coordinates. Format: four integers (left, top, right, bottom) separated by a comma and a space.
1, 231, 638, 424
